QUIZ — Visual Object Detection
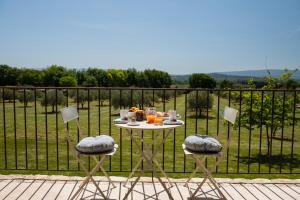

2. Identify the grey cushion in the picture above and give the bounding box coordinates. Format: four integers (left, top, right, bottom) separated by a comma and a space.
184, 134, 222, 153
76, 135, 115, 154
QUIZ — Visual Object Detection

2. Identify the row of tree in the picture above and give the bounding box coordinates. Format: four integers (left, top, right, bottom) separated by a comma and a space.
0, 65, 172, 88
3, 64, 298, 90
0, 88, 211, 114
1, 64, 228, 89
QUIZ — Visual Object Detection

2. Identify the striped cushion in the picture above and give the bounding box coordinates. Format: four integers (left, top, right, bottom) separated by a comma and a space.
76, 135, 115, 154
184, 134, 222, 153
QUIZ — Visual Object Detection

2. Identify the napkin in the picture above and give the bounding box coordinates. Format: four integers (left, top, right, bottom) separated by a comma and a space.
114, 118, 128, 124
163, 120, 183, 125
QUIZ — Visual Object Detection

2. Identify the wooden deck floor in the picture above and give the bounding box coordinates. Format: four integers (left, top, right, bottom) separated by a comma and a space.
0, 176, 299, 200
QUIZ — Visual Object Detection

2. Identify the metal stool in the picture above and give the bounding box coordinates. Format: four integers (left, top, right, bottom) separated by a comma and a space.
183, 106, 238, 199
61, 106, 118, 200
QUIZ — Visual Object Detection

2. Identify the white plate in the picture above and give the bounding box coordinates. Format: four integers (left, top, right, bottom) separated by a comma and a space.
163, 114, 181, 120
114, 118, 128, 124
163, 120, 183, 125
127, 122, 140, 126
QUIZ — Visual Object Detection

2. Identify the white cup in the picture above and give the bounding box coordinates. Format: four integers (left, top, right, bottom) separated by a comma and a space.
127, 112, 136, 123
120, 110, 128, 120
168, 110, 177, 121
127, 111, 136, 118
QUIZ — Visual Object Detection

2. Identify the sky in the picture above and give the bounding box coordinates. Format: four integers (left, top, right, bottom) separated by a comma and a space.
0, 0, 300, 74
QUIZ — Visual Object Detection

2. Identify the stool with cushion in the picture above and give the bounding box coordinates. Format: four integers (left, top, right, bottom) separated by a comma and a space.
182, 106, 238, 200
61, 106, 118, 200
184, 134, 222, 153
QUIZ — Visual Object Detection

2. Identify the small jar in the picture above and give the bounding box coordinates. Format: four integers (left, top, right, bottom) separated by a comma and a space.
136, 110, 144, 121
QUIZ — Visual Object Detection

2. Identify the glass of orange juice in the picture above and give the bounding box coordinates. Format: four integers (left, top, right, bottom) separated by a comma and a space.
154, 117, 163, 126
146, 114, 156, 123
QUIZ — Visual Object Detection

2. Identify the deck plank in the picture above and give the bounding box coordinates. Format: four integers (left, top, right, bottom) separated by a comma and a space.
286, 184, 300, 195
263, 183, 294, 200
230, 183, 257, 200
0, 180, 23, 199
29, 180, 56, 200
17, 180, 45, 200
221, 183, 245, 200
0, 180, 13, 192
242, 183, 271, 200
0, 177, 299, 200
256, 183, 283, 200
56, 181, 77, 200
5, 179, 33, 200
171, 183, 186, 200
274, 184, 299, 200
43, 180, 67, 200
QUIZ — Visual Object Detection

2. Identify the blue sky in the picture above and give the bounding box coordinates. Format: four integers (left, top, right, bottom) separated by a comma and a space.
0, 0, 299, 74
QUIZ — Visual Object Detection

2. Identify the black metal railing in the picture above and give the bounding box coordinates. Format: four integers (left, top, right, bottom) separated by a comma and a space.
0, 86, 299, 175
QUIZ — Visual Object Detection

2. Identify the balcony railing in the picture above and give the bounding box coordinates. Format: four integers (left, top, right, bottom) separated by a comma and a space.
0, 86, 299, 175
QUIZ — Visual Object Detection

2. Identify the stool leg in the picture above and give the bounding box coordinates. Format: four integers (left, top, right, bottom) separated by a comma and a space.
193, 156, 227, 200
92, 155, 116, 188
76, 155, 108, 200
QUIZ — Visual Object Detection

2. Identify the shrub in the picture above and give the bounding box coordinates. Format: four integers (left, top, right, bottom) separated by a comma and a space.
188, 91, 214, 117
40, 89, 65, 113
17, 89, 34, 107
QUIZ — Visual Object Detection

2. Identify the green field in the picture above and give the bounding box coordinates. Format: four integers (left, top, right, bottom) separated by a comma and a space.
0, 90, 299, 179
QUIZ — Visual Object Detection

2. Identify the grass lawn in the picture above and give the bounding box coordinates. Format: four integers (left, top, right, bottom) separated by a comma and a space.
0, 89, 299, 179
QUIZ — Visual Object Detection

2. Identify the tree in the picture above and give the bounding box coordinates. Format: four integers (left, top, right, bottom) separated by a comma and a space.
188, 91, 214, 117
189, 73, 216, 88
111, 90, 157, 109
106, 69, 128, 86
156, 90, 173, 102
59, 76, 77, 87
136, 72, 149, 87
0, 65, 19, 86
17, 90, 35, 107
99, 90, 109, 106
42, 65, 67, 86
143, 69, 172, 88
17, 68, 42, 86
239, 72, 298, 156
126, 68, 138, 86
0, 88, 14, 102
69, 90, 96, 108
219, 80, 234, 100
76, 70, 88, 86
40, 89, 65, 113
82, 76, 98, 87
87, 68, 108, 86
285, 79, 298, 89
219, 79, 234, 89
111, 90, 130, 109
253, 80, 267, 88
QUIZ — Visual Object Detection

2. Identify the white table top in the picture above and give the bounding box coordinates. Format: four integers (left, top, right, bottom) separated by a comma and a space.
114, 120, 184, 130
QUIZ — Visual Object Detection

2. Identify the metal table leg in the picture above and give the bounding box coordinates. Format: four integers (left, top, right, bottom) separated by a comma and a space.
122, 128, 175, 200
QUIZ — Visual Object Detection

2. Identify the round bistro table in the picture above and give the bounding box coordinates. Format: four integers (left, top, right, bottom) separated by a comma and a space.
115, 120, 184, 200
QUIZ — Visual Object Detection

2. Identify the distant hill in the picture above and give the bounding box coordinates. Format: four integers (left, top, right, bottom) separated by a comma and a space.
209, 73, 263, 82
171, 75, 190, 82
216, 69, 300, 80
172, 72, 263, 83
172, 69, 300, 83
